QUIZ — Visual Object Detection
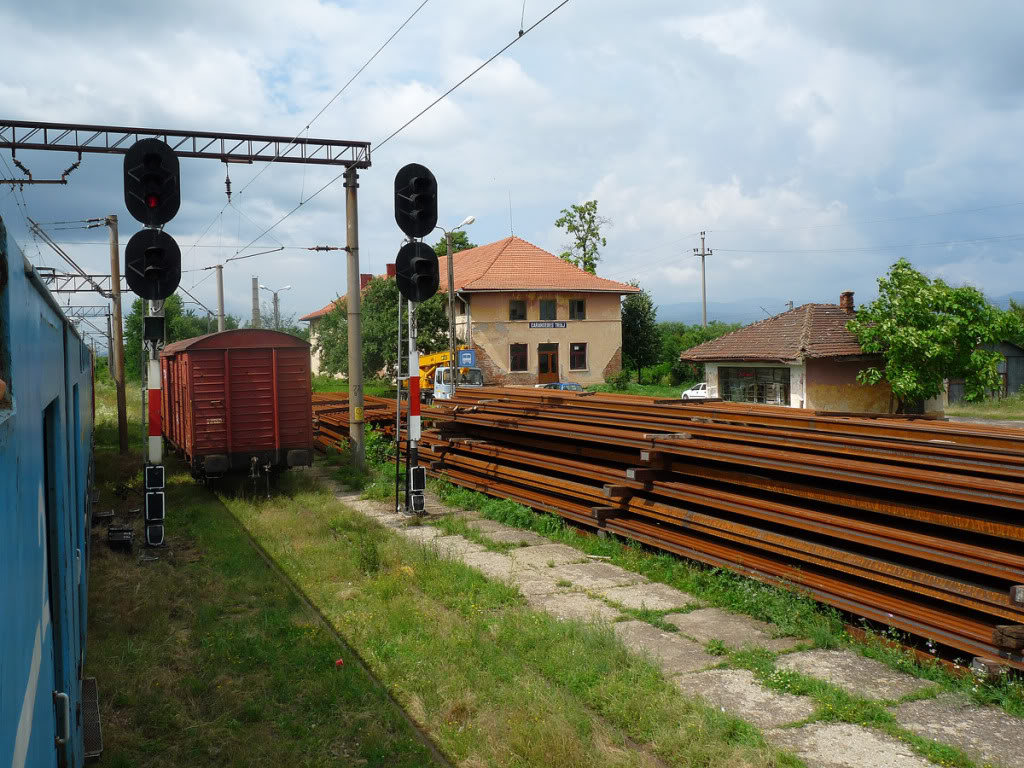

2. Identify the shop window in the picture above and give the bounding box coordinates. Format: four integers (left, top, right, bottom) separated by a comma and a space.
569, 343, 587, 370
509, 300, 526, 321
539, 299, 557, 320
719, 366, 791, 405
509, 343, 528, 372
569, 299, 586, 320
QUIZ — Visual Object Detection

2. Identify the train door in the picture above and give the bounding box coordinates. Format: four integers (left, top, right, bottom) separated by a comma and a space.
43, 398, 72, 768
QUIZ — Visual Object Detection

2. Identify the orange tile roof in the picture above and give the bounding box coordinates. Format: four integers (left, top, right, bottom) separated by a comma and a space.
299, 299, 341, 322
438, 236, 639, 294
680, 303, 866, 363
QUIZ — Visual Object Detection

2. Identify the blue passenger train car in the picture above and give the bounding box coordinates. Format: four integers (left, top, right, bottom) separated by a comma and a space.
1, 216, 96, 768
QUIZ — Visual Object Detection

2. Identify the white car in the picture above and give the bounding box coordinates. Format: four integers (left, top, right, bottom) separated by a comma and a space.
681, 382, 709, 400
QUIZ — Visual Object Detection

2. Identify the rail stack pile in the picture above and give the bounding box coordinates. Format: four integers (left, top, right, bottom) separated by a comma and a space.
312, 392, 396, 451
416, 387, 1024, 669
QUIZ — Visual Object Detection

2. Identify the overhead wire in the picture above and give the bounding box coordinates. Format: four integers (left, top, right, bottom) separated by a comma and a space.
182, 0, 434, 266
228, 0, 571, 260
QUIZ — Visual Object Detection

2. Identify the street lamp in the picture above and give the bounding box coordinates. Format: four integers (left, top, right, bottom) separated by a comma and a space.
436, 216, 475, 398
259, 284, 291, 329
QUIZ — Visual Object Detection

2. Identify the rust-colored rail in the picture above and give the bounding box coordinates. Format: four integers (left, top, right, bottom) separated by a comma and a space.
314, 387, 1024, 670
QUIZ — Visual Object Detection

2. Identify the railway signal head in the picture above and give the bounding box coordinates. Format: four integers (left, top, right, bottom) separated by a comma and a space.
125, 229, 181, 300
124, 138, 181, 227
395, 241, 439, 303
394, 163, 438, 239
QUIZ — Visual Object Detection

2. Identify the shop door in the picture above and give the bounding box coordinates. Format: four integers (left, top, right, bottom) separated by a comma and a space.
538, 343, 558, 384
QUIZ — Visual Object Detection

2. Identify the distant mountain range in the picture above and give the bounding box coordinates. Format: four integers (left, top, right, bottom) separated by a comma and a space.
656, 292, 1024, 325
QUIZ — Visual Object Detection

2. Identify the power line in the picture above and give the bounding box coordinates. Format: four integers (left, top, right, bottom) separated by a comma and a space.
234, 0, 433, 199
227, 0, 571, 262
375, 0, 570, 151
182, 0, 434, 266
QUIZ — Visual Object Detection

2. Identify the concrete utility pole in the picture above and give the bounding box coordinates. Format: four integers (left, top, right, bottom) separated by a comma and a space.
215, 264, 225, 332
441, 216, 475, 399
259, 284, 291, 329
251, 276, 261, 328
694, 231, 712, 328
105, 215, 128, 454
345, 166, 365, 471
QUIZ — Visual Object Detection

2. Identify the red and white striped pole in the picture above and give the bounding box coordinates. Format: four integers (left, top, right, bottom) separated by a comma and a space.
144, 299, 166, 547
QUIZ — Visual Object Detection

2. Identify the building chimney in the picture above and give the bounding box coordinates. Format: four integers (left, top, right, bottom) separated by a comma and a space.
839, 291, 854, 314
386, 263, 396, 278
360, 273, 372, 290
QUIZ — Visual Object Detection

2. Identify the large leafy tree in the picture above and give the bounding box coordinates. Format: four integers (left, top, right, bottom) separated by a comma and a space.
660, 320, 743, 385
123, 293, 239, 379
555, 200, 610, 274
432, 230, 477, 259
314, 276, 450, 379
847, 258, 1019, 410
621, 281, 659, 383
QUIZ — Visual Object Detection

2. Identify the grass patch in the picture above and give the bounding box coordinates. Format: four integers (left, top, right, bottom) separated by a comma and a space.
313, 376, 395, 397
222, 472, 798, 767
427, 476, 1024, 718
945, 389, 1024, 420
586, 380, 687, 398
86, 458, 438, 765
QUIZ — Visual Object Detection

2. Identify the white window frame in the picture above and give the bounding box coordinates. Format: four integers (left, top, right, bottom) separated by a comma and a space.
569, 342, 588, 371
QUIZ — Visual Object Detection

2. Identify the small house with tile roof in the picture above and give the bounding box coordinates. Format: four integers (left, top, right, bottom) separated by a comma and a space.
298, 274, 372, 376
680, 291, 944, 412
439, 236, 639, 386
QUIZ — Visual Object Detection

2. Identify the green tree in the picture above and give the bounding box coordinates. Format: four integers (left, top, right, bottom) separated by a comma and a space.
246, 301, 309, 340
847, 258, 1019, 411
314, 277, 450, 379
660, 320, 743, 385
555, 200, 610, 274
123, 293, 239, 379
432, 230, 477, 259
621, 281, 659, 383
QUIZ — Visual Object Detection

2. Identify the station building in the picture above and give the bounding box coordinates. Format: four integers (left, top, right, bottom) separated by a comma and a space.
438, 236, 637, 386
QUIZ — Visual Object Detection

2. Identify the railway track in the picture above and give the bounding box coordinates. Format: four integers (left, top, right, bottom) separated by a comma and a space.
313, 388, 1024, 670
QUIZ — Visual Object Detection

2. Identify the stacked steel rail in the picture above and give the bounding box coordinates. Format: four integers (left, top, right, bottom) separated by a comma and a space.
312, 392, 396, 451
413, 387, 1024, 670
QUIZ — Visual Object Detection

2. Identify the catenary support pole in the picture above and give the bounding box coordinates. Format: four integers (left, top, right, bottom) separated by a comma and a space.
215, 264, 225, 332
252, 276, 261, 328
345, 166, 365, 471
106, 215, 129, 453
273, 292, 280, 330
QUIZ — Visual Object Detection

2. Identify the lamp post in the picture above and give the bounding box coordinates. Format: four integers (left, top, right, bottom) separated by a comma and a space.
436, 216, 475, 398
259, 284, 291, 329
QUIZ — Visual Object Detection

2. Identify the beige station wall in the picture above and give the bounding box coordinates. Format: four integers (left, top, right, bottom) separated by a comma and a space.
804, 358, 892, 412
464, 291, 624, 385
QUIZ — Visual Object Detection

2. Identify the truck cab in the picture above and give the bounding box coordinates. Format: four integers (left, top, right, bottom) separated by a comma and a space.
433, 365, 485, 400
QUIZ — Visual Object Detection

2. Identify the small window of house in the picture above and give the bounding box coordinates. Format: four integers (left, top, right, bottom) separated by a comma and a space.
569, 299, 586, 320
509, 343, 528, 372
456, 298, 466, 315
509, 300, 526, 321
569, 343, 587, 370
540, 299, 557, 320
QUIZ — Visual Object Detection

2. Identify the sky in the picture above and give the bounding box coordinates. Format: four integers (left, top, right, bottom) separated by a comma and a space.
3, 0, 1024, 337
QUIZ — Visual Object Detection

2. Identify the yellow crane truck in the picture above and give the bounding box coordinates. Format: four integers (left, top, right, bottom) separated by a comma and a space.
415, 347, 485, 402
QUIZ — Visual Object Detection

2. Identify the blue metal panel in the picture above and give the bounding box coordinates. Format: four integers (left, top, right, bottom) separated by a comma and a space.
1, 215, 94, 768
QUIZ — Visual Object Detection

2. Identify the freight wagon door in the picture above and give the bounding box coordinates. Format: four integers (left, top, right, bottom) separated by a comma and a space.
228, 347, 276, 456
276, 347, 312, 449
190, 350, 229, 458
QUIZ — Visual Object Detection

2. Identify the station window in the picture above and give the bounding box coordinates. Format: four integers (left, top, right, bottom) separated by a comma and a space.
569, 343, 587, 370
539, 299, 557, 321
509, 300, 526, 321
569, 299, 586, 320
509, 343, 528, 372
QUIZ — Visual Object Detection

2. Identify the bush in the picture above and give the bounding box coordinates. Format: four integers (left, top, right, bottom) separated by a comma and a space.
606, 369, 631, 390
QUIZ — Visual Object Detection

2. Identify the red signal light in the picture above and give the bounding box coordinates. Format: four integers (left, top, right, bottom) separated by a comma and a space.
146, 194, 159, 208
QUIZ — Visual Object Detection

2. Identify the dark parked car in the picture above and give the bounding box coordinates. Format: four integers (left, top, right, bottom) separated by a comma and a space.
535, 382, 585, 391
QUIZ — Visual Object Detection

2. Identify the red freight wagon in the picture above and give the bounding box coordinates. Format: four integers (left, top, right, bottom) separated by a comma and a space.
160, 329, 314, 479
